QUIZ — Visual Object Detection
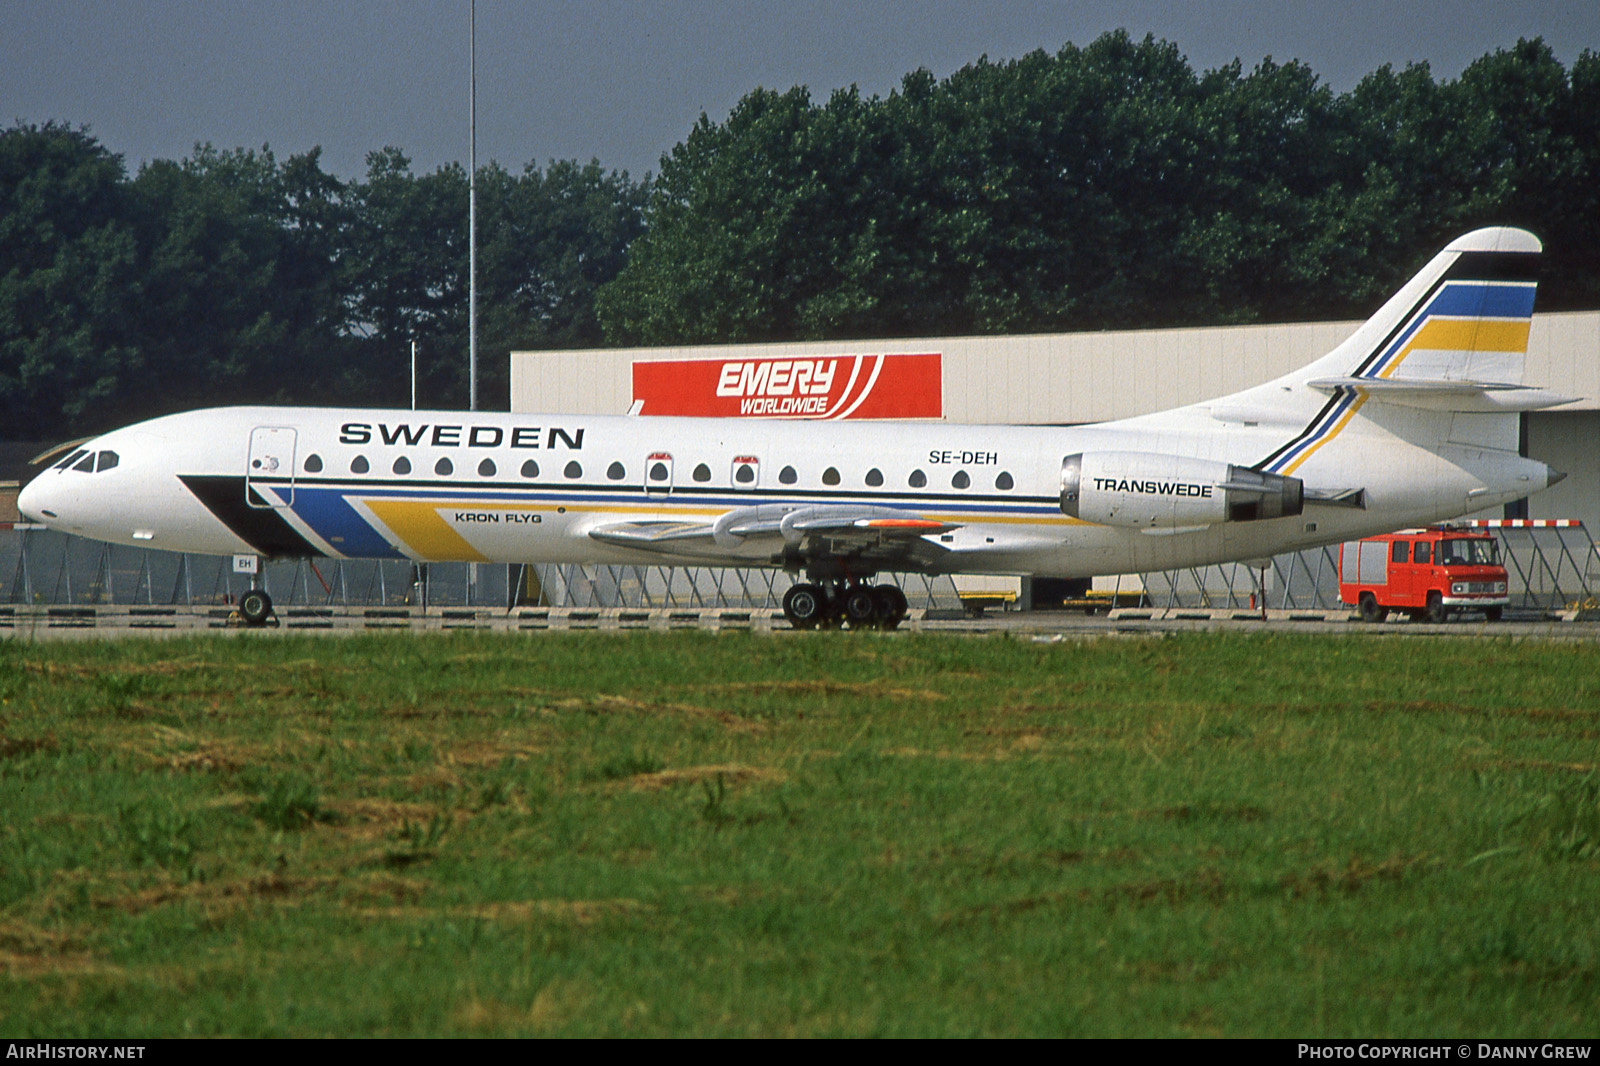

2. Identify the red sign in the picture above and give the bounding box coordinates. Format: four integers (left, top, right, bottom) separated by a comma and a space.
632, 353, 942, 420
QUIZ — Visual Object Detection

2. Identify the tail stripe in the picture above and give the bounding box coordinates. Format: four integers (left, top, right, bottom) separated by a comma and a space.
1255, 247, 1538, 474
1255, 388, 1362, 474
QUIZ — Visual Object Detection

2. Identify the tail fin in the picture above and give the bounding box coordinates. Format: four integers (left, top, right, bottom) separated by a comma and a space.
1237, 227, 1570, 478
1297, 226, 1568, 410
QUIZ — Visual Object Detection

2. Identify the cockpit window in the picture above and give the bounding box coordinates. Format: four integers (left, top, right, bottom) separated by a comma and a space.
96, 451, 119, 472
73, 452, 97, 472
55, 449, 89, 470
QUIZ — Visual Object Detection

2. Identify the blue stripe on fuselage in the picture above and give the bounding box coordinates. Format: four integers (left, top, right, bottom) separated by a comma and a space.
288, 487, 406, 558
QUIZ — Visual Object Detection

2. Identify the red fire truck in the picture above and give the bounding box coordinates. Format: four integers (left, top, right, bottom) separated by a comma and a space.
1338, 527, 1509, 623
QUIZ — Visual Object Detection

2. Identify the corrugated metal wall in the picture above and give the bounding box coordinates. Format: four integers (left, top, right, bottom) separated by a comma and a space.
511, 311, 1599, 424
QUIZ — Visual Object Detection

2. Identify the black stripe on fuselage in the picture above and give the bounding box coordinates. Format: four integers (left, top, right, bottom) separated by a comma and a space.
178, 475, 324, 558
1250, 391, 1344, 473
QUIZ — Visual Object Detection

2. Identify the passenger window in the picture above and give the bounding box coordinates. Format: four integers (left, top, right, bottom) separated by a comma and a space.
779, 466, 798, 485
1391, 541, 1408, 564
865, 468, 883, 487
995, 471, 1013, 490
304, 454, 323, 473
435, 458, 453, 476
96, 451, 119, 472
351, 455, 370, 474
607, 461, 626, 481
520, 459, 539, 478
564, 461, 582, 479
952, 471, 971, 490
822, 467, 841, 486
393, 457, 412, 475
909, 470, 927, 488
1414, 542, 1431, 565
693, 463, 712, 482
649, 462, 669, 482
478, 458, 496, 477
732, 457, 758, 487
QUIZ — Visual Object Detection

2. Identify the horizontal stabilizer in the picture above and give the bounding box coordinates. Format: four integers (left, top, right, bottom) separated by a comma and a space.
1305, 377, 1575, 412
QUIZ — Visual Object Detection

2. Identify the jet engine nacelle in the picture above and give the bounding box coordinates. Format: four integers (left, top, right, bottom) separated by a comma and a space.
1060, 452, 1303, 528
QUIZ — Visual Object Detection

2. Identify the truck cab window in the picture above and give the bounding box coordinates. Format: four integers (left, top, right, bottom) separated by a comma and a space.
1391, 541, 1408, 563
1413, 542, 1430, 565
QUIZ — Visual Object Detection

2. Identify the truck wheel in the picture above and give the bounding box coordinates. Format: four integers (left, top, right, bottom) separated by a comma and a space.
1424, 591, 1449, 624
1484, 606, 1503, 622
1358, 592, 1388, 624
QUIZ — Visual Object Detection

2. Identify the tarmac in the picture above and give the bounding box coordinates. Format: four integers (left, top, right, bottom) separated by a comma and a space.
4, 603, 1599, 641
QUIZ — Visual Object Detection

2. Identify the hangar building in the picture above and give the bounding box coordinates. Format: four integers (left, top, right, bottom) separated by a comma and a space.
511, 310, 1600, 531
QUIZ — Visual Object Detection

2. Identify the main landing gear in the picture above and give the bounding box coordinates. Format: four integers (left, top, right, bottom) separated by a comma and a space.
782, 581, 909, 631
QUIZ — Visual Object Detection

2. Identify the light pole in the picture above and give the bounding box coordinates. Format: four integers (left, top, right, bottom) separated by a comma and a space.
468, 0, 478, 412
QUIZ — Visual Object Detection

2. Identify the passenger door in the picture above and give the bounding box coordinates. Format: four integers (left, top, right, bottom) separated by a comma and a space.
246, 426, 297, 508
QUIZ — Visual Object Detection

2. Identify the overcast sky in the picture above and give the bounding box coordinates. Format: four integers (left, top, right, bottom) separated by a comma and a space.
4, 1, 1597, 181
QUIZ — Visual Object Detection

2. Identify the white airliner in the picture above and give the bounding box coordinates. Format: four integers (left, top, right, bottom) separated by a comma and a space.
17, 226, 1569, 628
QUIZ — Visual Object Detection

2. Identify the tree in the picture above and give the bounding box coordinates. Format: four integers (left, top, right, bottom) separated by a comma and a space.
0, 122, 141, 438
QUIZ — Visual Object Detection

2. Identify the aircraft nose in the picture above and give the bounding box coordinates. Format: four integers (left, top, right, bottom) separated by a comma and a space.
16, 475, 50, 523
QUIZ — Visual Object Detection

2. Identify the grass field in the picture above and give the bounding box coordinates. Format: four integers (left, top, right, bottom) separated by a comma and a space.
0, 630, 1596, 1036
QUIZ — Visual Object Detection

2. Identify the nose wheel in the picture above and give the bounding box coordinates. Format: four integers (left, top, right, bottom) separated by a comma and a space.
782, 581, 909, 631
237, 588, 274, 627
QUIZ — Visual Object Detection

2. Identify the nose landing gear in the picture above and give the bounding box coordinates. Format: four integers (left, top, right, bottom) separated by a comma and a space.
237, 588, 275, 627
781, 581, 909, 631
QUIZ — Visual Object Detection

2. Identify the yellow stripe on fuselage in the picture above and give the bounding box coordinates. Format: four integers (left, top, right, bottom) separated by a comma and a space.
1283, 394, 1369, 476
363, 499, 494, 562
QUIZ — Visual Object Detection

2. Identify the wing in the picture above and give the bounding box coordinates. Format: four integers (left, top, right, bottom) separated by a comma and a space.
588, 502, 959, 572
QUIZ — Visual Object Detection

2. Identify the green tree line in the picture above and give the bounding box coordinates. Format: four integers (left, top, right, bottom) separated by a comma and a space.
3, 32, 1596, 439
0, 131, 644, 438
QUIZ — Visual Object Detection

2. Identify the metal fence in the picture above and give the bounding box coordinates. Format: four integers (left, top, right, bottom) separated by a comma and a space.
1131, 520, 1600, 614
0, 525, 963, 612
5, 521, 1594, 615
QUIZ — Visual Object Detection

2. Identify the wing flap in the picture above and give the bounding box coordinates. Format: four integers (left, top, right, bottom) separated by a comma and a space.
588, 503, 959, 564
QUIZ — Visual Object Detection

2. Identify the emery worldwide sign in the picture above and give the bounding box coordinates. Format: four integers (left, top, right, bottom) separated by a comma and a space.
631, 353, 942, 420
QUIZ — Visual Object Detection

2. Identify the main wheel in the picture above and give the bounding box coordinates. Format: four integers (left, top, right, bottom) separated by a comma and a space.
1357, 592, 1388, 624
842, 586, 878, 629
238, 588, 273, 626
1424, 590, 1449, 624
873, 585, 909, 630
782, 583, 826, 630
1484, 605, 1504, 622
